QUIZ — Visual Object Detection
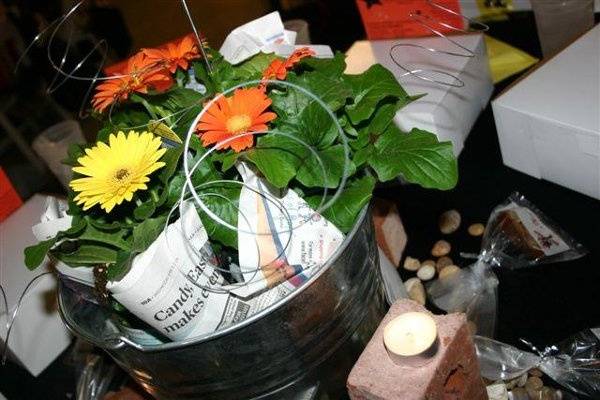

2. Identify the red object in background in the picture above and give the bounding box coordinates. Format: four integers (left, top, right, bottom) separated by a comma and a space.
0, 167, 23, 222
355, 0, 464, 40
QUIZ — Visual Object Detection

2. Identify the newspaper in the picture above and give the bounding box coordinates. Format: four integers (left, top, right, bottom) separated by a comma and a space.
32, 190, 345, 343
230, 162, 344, 298
106, 189, 342, 342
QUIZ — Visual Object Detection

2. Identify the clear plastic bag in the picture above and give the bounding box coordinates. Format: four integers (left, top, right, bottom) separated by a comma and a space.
475, 328, 600, 398
427, 192, 587, 337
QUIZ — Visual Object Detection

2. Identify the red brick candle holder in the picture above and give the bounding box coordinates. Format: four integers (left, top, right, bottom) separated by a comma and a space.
347, 299, 487, 400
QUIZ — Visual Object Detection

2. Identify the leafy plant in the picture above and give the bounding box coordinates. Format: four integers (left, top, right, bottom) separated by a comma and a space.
24, 47, 457, 276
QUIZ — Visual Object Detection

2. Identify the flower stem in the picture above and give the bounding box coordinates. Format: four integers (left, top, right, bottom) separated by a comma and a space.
150, 188, 160, 203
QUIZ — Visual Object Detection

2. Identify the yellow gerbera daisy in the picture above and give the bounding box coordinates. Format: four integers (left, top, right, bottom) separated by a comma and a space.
70, 131, 166, 213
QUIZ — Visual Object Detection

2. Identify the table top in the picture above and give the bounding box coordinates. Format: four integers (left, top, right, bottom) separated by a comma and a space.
1, 10, 599, 400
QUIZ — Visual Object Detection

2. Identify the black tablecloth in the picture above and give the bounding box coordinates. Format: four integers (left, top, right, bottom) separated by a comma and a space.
1, 11, 599, 400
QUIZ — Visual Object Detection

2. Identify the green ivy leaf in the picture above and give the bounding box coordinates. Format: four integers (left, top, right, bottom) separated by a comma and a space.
232, 52, 280, 81
245, 134, 305, 188
23, 217, 87, 270
149, 87, 204, 111
107, 251, 134, 281
351, 101, 400, 151
300, 51, 346, 78
296, 145, 355, 188
97, 110, 152, 142
306, 174, 375, 232
369, 127, 458, 189
270, 71, 351, 124
353, 145, 374, 168
295, 101, 339, 149
78, 221, 131, 251
211, 151, 240, 172
24, 238, 58, 270
133, 200, 156, 221
166, 174, 186, 208
132, 216, 167, 252
193, 60, 216, 95
54, 244, 119, 266
344, 64, 410, 125
196, 183, 240, 249
158, 146, 183, 184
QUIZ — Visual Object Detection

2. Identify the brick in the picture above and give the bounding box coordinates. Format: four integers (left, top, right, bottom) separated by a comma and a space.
372, 198, 407, 267
347, 299, 487, 400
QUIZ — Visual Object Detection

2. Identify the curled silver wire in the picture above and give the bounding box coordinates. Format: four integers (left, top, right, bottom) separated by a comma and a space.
15, 0, 213, 119
389, 0, 490, 88
1, 273, 53, 365
168, 79, 348, 295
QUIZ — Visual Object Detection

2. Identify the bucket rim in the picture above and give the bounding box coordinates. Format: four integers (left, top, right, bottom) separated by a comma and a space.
58, 205, 371, 352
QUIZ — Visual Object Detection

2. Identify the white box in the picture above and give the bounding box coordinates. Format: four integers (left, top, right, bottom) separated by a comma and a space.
345, 34, 493, 155
0, 194, 72, 376
492, 24, 600, 200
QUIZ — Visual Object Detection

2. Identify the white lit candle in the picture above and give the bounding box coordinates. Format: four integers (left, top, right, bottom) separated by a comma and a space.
383, 311, 438, 367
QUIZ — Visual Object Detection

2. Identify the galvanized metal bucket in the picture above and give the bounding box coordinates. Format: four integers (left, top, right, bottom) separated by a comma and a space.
58, 206, 386, 400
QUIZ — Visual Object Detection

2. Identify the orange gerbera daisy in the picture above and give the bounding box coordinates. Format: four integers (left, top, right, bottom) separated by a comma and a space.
142, 33, 201, 74
196, 88, 276, 152
92, 53, 173, 113
261, 47, 316, 83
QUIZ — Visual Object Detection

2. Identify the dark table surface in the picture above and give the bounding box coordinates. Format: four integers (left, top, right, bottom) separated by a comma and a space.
1, 10, 599, 400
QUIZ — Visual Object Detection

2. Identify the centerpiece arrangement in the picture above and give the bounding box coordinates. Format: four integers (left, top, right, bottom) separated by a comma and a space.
24, 31, 457, 339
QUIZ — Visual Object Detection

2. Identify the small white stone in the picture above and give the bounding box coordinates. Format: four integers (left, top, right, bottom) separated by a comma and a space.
403, 256, 421, 271
405, 278, 426, 305
417, 265, 435, 281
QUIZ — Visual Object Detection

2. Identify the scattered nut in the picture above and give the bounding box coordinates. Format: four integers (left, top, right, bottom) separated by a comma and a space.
510, 387, 529, 400
422, 259, 436, 268
435, 256, 453, 273
417, 264, 436, 281
439, 209, 461, 234
403, 256, 421, 271
526, 386, 542, 400
529, 368, 543, 378
517, 373, 528, 387
431, 240, 451, 257
468, 223, 485, 237
405, 278, 426, 305
506, 374, 527, 390
540, 387, 559, 400
439, 265, 461, 280
525, 376, 544, 392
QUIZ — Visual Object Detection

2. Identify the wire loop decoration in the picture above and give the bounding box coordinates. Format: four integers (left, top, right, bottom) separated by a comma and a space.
1, 273, 53, 365
389, 0, 489, 88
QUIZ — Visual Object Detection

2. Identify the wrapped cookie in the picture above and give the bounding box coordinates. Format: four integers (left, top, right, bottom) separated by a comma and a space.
427, 192, 586, 337
476, 327, 600, 398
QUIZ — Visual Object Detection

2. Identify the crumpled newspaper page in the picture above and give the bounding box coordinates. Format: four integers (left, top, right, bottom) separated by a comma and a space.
231, 162, 344, 298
